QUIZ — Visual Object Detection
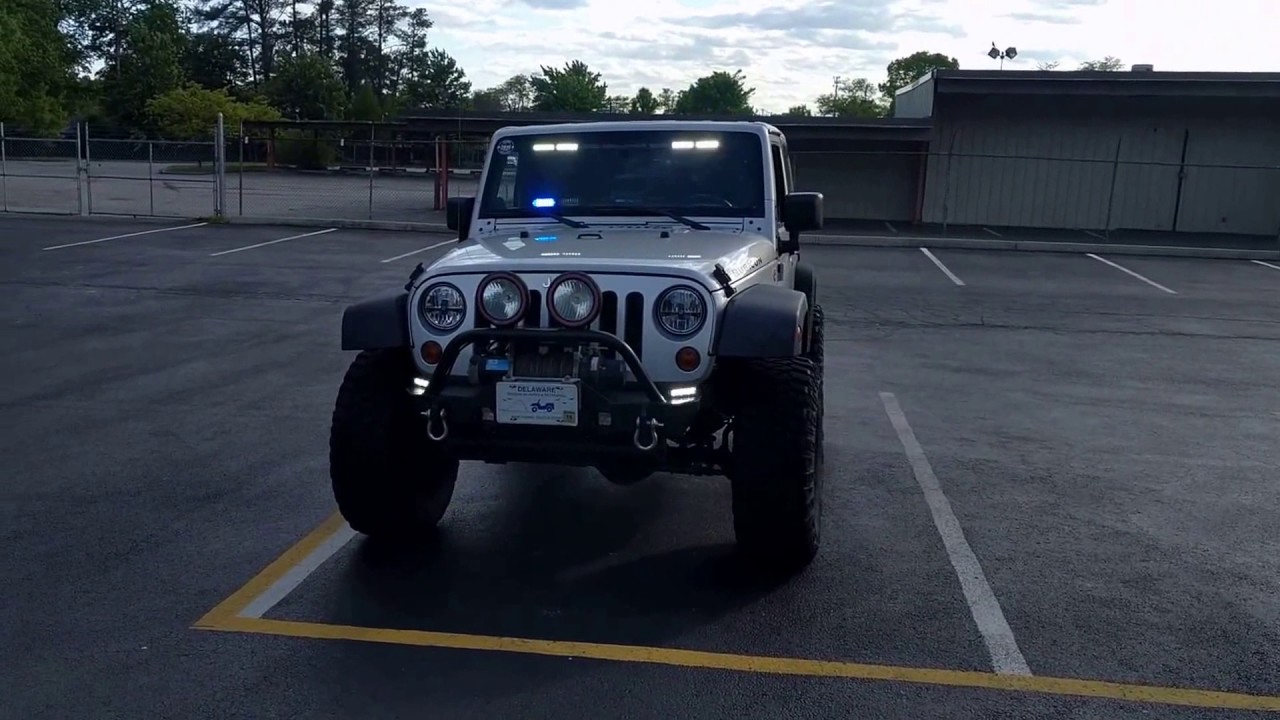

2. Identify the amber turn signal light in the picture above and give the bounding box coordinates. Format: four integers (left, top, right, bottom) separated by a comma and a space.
675, 346, 701, 372
420, 341, 443, 365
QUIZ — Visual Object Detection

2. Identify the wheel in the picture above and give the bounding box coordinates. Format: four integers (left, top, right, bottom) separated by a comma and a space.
807, 303, 826, 452
329, 348, 459, 541
724, 356, 823, 574
807, 303, 825, 398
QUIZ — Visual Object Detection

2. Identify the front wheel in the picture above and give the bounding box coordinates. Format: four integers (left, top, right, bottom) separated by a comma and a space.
329, 348, 459, 542
724, 357, 823, 574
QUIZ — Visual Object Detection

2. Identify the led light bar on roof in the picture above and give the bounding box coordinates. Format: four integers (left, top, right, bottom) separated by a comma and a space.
671, 140, 720, 149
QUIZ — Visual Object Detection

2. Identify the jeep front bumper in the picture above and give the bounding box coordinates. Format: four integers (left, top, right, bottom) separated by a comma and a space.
410, 328, 708, 467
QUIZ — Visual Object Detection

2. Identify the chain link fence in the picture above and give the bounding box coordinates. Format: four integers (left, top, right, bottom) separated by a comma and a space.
84, 138, 220, 218
229, 123, 485, 223
3, 119, 1277, 243
1, 120, 225, 219
0, 125, 82, 214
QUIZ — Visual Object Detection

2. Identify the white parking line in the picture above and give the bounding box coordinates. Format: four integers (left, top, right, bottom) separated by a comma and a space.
380, 237, 457, 263
879, 392, 1032, 677
982, 226, 1002, 238
1082, 230, 1107, 241
884, 221, 898, 234
42, 222, 207, 250
237, 522, 358, 619
1085, 253, 1177, 294
209, 228, 337, 257
1252, 260, 1280, 272
920, 248, 965, 286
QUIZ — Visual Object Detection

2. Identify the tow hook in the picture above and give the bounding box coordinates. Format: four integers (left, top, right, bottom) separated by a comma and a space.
633, 416, 663, 451
423, 407, 449, 441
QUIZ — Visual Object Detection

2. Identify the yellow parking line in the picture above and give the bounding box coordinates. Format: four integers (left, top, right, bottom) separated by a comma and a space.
193, 512, 1280, 714
197, 616, 1280, 713
193, 511, 348, 627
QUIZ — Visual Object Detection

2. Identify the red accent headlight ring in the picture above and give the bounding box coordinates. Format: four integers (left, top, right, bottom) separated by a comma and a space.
546, 271, 602, 328
475, 271, 529, 326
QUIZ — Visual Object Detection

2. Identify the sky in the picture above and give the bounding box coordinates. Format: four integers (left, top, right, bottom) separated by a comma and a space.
410, 0, 1280, 112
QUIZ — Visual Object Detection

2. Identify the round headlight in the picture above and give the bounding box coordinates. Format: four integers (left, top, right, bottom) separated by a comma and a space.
548, 272, 600, 327
419, 282, 466, 331
477, 272, 527, 326
655, 285, 706, 336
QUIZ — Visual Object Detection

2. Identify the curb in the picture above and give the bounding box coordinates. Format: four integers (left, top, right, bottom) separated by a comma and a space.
804, 232, 1280, 260
218, 215, 454, 235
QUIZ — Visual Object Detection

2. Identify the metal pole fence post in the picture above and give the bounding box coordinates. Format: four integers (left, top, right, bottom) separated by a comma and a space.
1103, 135, 1123, 241
238, 120, 245, 216
0, 121, 8, 213
215, 112, 226, 217
367, 122, 375, 220
84, 122, 93, 215
148, 142, 155, 215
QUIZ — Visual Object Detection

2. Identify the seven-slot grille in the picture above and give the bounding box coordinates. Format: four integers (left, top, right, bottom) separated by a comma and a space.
473, 283, 647, 361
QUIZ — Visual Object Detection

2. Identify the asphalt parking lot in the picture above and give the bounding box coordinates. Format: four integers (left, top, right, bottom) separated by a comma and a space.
2, 214, 1279, 719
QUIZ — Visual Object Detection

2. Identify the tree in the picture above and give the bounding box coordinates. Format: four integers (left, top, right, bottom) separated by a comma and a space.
1036, 60, 1060, 71
97, 0, 188, 133
182, 30, 245, 90
530, 60, 607, 112
266, 50, 346, 119
189, 0, 286, 87
672, 70, 754, 115
630, 87, 658, 114
785, 104, 812, 116
469, 87, 503, 111
348, 82, 381, 119
879, 50, 959, 104
656, 87, 676, 113
603, 94, 630, 113
387, 7, 431, 99
815, 77, 883, 118
401, 47, 470, 109
1079, 56, 1124, 71
0, 0, 79, 135
145, 83, 281, 138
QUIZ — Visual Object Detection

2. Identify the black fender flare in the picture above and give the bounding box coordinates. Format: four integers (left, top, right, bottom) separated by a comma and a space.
341, 291, 410, 351
794, 261, 817, 306
794, 261, 818, 351
712, 283, 809, 358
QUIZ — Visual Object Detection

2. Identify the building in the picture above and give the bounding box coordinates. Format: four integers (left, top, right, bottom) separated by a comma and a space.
896, 68, 1280, 238
398, 109, 932, 224
399, 69, 1280, 238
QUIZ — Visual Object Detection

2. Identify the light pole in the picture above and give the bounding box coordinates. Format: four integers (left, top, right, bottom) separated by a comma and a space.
988, 42, 1018, 69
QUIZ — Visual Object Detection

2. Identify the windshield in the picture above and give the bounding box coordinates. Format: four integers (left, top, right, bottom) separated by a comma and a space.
476, 129, 766, 220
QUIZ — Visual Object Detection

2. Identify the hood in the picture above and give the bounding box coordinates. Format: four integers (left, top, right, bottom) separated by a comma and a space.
425, 225, 777, 287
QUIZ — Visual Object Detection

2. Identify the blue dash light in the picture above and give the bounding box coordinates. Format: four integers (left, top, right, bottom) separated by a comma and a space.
532, 197, 556, 208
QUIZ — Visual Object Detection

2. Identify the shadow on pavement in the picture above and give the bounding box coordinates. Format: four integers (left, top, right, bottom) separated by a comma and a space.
330, 463, 788, 640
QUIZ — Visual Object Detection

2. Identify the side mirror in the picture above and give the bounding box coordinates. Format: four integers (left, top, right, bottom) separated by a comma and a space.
783, 192, 824, 234
446, 196, 475, 240
779, 192, 823, 253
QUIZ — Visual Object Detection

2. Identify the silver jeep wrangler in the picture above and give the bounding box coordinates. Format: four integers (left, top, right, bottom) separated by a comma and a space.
331, 119, 827, 573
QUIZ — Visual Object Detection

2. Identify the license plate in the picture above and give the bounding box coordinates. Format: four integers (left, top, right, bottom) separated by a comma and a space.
495, 381, 579, 426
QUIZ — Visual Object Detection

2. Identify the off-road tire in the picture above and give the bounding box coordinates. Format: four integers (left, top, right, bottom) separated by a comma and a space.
329, 348, 458, 541
807, 303, 825, 400
725, 357, 823, 574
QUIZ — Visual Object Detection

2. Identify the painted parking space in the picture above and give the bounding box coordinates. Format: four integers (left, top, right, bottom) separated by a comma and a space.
4, 214, 1280, 718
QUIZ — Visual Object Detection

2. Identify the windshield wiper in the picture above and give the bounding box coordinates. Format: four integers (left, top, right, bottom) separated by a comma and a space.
625, 207, 711, 231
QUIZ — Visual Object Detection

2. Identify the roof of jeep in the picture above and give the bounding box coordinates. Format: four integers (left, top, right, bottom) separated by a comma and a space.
491, 120, 779, 137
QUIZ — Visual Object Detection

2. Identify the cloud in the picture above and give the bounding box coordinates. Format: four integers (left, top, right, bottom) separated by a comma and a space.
507, 0, 589, 8
1005, 10, 1080, 23
414, 0, 1280, 114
